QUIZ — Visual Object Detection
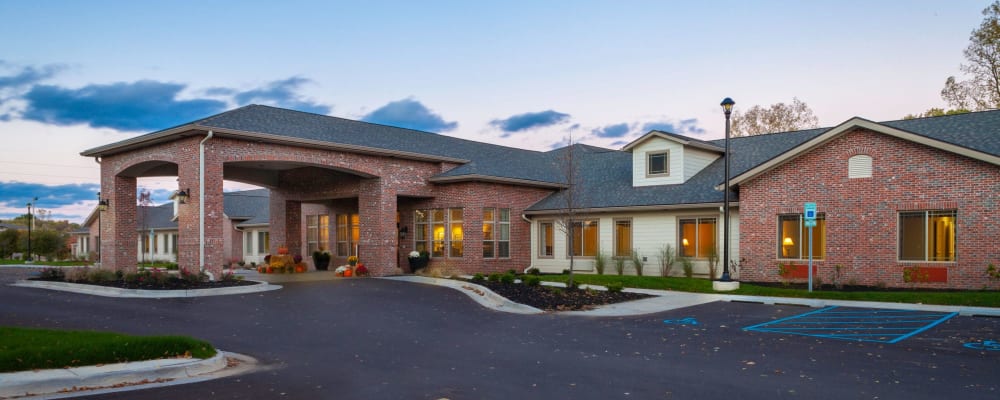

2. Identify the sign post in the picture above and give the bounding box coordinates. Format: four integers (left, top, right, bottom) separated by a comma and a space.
803, 202, 817, 292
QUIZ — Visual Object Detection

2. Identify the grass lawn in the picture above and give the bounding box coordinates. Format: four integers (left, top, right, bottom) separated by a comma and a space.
0, 326, 216, 373
0, 260, 88, 267
539, 274, 1000, 308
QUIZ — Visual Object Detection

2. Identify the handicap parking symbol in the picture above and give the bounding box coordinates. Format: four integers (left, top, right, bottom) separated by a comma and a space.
664, 317, 698, 326
963, 340, 1000, 351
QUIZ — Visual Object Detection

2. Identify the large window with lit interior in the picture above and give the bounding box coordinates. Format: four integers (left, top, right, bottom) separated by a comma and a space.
539, 221, 554, 257
416, 208, 464, 258
899, 210, 956, 262
679, 218, 716, 258
336, 213, 359, 257
777, 214, 825, 260
307, 214, 329, 255
569, 220, 599, 257
483, 208, 510, 258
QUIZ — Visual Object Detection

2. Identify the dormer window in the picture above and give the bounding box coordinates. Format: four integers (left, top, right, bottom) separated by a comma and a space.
647, 151, 669, 176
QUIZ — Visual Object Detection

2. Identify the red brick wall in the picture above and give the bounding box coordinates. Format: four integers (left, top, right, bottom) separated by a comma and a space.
739, 128, 1000, 289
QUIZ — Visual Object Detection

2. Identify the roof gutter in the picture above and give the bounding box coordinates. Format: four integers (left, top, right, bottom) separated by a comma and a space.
523, 202, 737, 215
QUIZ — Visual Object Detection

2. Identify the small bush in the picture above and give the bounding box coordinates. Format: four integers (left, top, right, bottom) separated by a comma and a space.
506, 269, 517, 276
681, 258, 694, 278
500, 273, 516, 284
523, 275, 541, 286
67, 267, 90, 282
87, 269, 117, 283
179, 268, 207, 284
606, 281, 625, 293
471, 273, 485, 282
38, 267, 65, 281
614, 257, 626, 276
630, 249, 644, 277
593, 250, 608, 275
488, 273, 502, 282
527, 267, 541, 275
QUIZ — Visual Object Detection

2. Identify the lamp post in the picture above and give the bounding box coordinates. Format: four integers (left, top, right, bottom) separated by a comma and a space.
26, 197, 37, 262
720, 97, 735, 282
97, 193, 109, 265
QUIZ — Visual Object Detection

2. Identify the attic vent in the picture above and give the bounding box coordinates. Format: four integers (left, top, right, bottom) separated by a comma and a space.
848, 155, 872, 178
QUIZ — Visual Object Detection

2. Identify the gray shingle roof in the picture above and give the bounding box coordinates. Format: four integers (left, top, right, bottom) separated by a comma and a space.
132, 189, 270, 231
528, 110, 1000, 211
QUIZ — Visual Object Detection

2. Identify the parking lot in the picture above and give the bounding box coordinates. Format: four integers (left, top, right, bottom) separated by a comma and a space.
1, 273, 997, 399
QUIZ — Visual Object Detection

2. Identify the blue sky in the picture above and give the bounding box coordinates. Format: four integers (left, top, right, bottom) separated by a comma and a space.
0, 0, 989, 223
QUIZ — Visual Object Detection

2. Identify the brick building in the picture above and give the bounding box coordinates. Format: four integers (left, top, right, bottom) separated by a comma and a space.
81, 105, 999, 289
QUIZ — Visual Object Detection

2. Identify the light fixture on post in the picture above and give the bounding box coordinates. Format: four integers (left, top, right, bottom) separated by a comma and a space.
718, 97, 736, 287
175, 188, 190, 204
97, 193, 108, 265
26, 197, 37, 262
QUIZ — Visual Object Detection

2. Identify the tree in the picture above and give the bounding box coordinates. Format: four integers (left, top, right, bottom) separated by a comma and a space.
903, 107, 972, 120
0, 229, 20, 258
28, 230, 66, 260
730, 97, 819, 136
553, 137, 589, 289
941, 1, 1000, 110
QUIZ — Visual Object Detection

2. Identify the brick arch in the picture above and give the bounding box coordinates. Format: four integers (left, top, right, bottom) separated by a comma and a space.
843, 145, 875, 158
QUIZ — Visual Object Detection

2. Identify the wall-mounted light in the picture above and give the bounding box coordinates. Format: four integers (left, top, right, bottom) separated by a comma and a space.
98, 198, 110, 212
399, 226, 408, 239
175, 188, 190, 204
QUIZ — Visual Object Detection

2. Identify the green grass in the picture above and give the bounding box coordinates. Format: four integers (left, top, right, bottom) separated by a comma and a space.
541, 274, 1000, 308
0, 326, 216, 373
0, 260, 88, 266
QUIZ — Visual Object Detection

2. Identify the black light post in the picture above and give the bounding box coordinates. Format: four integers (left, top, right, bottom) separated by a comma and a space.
97, 193, 109, 265
26, 197, 37, 262
720, 98, 735, 282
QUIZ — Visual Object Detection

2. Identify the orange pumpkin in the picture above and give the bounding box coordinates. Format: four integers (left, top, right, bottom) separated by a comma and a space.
344, 268, 353, 277
277, 246, 289, 255
266, 266, 273, 274
294, 264, 306, 273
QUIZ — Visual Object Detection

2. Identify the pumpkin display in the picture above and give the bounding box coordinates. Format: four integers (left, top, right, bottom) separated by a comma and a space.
294, 264, 306, 273
277, 246, 289, 255
344, 268, 353, 277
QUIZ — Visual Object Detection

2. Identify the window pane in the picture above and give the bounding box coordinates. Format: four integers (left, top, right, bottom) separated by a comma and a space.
483, 241, 494, 258
614, 220, 631, 257
778, 215, 801, 259
431, 209, 445, 222
697, 218, 716, 258
649, 153, 667, 174
414, 210, 427, 223
541, 222, 554, 257
570, 222, 583, 256
498, 242, 510, 258
899, 212, 926, 261
928, 211, 956, 261
499, 209, 510, 222
498, 224, 510, 241
483, 222, 494, 240
450, 208, 463, 222
808, 217, 826, 259
679, 219, 696, 258
450, 241, 463, 257
260, 232, 269, 254
582, 221, 598, 257
483, 208, 494, 222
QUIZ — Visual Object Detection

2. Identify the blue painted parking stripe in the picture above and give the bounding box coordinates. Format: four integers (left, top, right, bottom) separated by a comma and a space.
887, 312, 958, 343
742, 306, 839, 331
743, 307, 958, 344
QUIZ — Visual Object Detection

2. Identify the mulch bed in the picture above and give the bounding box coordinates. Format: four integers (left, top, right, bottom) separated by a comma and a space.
473, 280, 652, 311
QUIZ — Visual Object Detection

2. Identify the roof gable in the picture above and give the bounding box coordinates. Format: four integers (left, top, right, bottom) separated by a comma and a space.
622, 130, 724, 153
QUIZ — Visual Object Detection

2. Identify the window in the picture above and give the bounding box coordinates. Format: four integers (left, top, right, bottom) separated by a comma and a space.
244, 231, 252, 256
307, 215, 329, 255
848, 155, 873, 178
777, 214, 825, 260
539, 222, 554, 257
416, 208, 464, 258
647, 151, 669, 176
679, 218, 716, 258
569, 220, 599, 257
337, 213, 359, 257
258, 231, 269, 255
614, 219, 632, 257
483, 208, 511, 258
170, 234, 177, 254
414, 210, 428, 254
450, 208, 464, 257
899, 210, 955, 262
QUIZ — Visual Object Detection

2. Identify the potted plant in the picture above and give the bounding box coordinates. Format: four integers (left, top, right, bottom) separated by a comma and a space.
313, 250, 331, 271
408, 250, 429, 272
348, 255, 359, 267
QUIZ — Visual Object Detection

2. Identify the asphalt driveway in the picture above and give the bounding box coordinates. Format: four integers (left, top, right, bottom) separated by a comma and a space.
1, 275, 997, 399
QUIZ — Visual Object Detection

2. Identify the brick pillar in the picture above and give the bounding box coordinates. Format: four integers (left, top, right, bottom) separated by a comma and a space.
177, 149, 225, 277
359, 178, 398, 276
268, 190, 302, 257
104, 175, 137, 272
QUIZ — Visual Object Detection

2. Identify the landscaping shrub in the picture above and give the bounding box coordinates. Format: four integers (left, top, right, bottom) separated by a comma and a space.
606, 281, 625, 293
87, 268, 117, 284
681, 258, 694, 278
67, 267, 90, 282
471, 273, 485, 282
38, 267, 65, 281
488, 273, 502, 282
526, 267, 541, 275
523, 275, 541, 286
500, 273, 516, 284
614, 257, 626, 276
658, 244, 676, 277
594, 250, 607, 275
630, 249, 644, 277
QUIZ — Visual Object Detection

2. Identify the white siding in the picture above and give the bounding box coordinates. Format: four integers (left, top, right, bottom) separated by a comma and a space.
683, 147, 721, 181
136, 231, 178, 263
632, 138, 684, 187
528, 208, 740, 278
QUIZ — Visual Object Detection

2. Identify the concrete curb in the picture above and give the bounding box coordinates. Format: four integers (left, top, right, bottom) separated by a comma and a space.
381, 276, 544, 315
0, 351, 254, 399
10, 279, 281, 298
383, 276, 1000, 318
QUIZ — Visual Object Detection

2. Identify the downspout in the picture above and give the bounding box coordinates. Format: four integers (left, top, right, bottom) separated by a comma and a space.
521, 213, 535, 274
200, 131, 214, 280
